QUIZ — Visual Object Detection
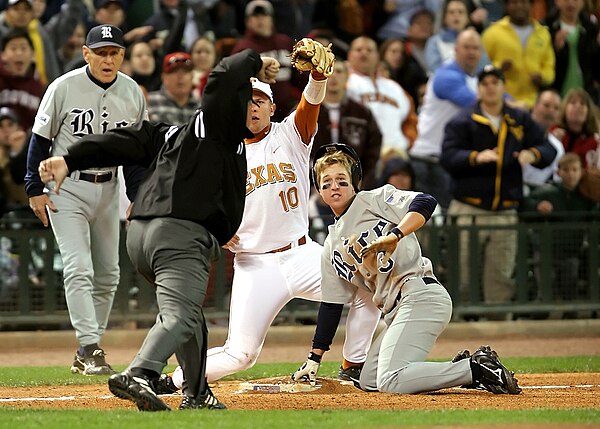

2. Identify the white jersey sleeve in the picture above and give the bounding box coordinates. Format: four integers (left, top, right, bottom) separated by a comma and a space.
321, 185, 434, 314
232, 111, 315, 253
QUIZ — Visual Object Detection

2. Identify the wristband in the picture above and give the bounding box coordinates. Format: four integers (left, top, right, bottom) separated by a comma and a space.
308, 352, 322, 363
303, 74, 327, 105
390, 227, 405, 240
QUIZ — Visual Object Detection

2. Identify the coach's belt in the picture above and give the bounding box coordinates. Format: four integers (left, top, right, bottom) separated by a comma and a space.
396, 276, 439, 302
75, 171, 113, 183
268, 235, 307, 253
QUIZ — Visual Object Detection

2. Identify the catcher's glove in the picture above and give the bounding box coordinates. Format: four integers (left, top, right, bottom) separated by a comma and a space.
290, 38, 335, 77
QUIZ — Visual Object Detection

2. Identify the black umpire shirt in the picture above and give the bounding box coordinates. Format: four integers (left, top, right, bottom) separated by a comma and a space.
62, 49, 262, 245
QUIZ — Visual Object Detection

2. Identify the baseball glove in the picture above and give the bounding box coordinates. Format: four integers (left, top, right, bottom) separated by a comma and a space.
290, 38, 335, 77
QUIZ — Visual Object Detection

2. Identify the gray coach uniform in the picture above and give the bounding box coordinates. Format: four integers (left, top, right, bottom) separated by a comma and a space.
320, 185, 472, 393
31, 63, 146, 353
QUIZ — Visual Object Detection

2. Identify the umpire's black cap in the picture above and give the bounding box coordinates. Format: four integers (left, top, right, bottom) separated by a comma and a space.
85, 24, 125, 49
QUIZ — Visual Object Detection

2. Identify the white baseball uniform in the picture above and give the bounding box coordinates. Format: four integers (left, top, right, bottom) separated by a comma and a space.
32, 66, 147, 348
172, 85, 381, 386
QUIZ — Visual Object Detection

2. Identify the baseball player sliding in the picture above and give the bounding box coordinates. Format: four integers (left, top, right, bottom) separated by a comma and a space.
292, 144, 521, 395
167, 38, 381, 390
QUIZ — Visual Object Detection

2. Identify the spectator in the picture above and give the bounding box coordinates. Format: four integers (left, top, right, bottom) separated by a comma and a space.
377, 154, 416, 190
0, 28, 45, 131
410, 28, 481, 210
231, 0, 299, 122
189, 35, 216, 99
404, 8, 436, 75
57, 20, 86, 73
0, 0, 82, 85
311, 58, 382, 190
544, 0, 600, 102
522, 152, 599, 301
346, 36, 418, 156
310, 0, 364, 43
0, 106, 28, 212
425, 0, 490, 73
90, 0, 126, 30
379, 38, 428, 111
523, 88, 565, 191
142, 0, 236, 55
550, 87, 600, 168
377, 0, 443, 40
440, 65, 556, 308
148, 51, 198, 125
482, 0, 555, 109
126, 40, 161, 92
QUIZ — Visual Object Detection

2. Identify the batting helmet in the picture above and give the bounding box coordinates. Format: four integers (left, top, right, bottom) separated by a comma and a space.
312, 143, 362, 193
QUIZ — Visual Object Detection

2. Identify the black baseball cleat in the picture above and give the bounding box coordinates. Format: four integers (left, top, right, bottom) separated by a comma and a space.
108, 372, 171, 411
337, 365, 362, 388
152, 373, 179, 395
179, 387, 227, 410
468, 345, 522, 395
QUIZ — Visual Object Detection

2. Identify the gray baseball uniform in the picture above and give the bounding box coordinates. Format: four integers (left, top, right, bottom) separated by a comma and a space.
32, 66, 147, 348
321, 185, 473, 393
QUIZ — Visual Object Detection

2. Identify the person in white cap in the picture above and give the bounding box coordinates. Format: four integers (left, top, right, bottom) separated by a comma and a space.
24, 24, 147, 375
169, 38, 382, 389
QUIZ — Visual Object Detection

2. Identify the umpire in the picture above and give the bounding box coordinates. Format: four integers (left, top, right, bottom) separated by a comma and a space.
38, 49, 280, 411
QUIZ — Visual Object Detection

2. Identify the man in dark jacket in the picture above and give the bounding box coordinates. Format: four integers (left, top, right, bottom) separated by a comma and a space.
38, 49, 280, 412
441, 65, 556, 309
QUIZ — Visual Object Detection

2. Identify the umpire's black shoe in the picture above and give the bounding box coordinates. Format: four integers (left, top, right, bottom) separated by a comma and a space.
152, 373, 179, 395
337, 365, 362, 388
469, 345, 522, 395
179, 387, 227, 410
108, 372, 171, 411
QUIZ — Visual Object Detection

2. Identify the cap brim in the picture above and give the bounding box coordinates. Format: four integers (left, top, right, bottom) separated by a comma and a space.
86, 41, 125, 49
252, 88, 273, 102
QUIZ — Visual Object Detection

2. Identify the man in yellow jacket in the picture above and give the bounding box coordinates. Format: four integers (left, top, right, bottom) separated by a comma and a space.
482, 0, 555, 109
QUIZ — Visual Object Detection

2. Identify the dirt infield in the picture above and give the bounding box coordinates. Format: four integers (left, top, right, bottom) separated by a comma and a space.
1, 322, 599, 411
1, 373, 599, 411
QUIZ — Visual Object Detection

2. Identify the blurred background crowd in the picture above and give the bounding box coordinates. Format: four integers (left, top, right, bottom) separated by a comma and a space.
0, 0, 599, 319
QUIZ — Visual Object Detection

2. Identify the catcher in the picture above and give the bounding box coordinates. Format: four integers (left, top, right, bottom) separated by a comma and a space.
292, 144, 522, 395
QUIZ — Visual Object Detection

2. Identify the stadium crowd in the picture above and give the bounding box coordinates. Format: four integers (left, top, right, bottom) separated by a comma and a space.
0, 0, 599, 314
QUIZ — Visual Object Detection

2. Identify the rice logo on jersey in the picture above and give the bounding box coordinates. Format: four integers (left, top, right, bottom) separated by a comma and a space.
331, 220, 394, 282
70, 108, 130, 137
245, 162, 297, 195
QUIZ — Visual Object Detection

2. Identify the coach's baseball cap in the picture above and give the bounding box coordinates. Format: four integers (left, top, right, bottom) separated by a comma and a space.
85, 24, 125, 49
0, 107, 19, 123
245, 0, 274, 17
7, 0, 32, 8
251, 78, 273, 102
478, 64, 505, 83
163, 52, 193, 73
